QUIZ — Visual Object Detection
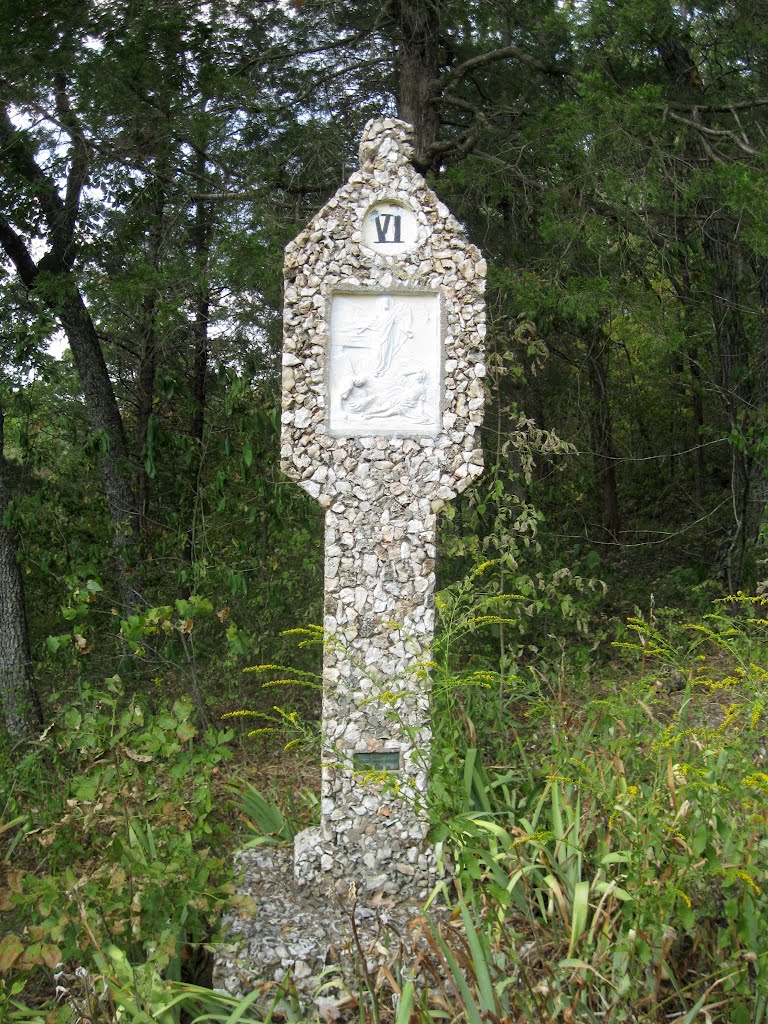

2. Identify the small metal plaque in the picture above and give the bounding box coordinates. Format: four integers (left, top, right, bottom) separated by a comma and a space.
354, 751, 401, 772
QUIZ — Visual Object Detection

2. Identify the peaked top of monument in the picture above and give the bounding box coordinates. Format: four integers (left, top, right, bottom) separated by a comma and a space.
280, 113, 486, 498
358, 117, 415, 171
286, 115, 474, 260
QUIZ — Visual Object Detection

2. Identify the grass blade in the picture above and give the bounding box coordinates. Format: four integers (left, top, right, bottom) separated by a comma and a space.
459, 901, 496, 1012
395, 980, 414, 1024
567, 881, 590, 958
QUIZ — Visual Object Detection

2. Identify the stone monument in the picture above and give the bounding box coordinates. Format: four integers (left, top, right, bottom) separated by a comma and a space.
280, 117, 486, 900
213, 117, 486, 1006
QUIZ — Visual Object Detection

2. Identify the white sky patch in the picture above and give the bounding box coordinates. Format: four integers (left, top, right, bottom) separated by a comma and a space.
47, 331, 69, 359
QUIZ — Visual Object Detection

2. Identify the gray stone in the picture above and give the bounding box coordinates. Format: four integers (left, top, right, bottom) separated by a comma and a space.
212, 847, 448, 1012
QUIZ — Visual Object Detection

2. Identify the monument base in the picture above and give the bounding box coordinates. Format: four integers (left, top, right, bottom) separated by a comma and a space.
293, 824, 438, 900
212, 845, 446, 1016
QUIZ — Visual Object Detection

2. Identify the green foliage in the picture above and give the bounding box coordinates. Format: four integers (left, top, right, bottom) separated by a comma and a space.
3, 1, 768, 1018
431, 557, 605, 770
0, 677, 234, 1019
40, 954, 304, 1024
166, 981, 304, 1024
228, 780, 318, 848
422, 596, 768, 1021
5, 581, 768, 1022
211, 584, 768, 1021
436, 555, 605, 669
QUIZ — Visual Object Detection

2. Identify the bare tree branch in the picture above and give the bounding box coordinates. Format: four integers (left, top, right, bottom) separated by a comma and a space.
0, 214, 38, 287
53, 74, 90, 264
437, 44, 567, 93
661, 98, 768, 113
241, 28, 374, 72
423, 125, 480, 164
665, 108, 758, 154
441, 93, 489, 122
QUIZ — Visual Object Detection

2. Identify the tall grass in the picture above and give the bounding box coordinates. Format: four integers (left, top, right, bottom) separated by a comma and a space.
420, 595, 768, 1022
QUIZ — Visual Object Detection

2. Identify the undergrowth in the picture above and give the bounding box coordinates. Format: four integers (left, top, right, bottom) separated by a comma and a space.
2, 592, 768, 1022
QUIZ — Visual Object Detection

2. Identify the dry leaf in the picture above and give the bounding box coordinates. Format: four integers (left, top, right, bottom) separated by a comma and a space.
6, 869, 24, 892
123, 748, 153, 763
41, 943, 62, 970
0, 933, 24, 972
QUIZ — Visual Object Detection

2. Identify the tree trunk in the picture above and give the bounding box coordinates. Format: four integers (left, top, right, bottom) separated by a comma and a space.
135, 186, 166, 540
687, 348, 706, 501
181, 146, 212, 594
0, 405, 43, 737
0, 102, 141, 611
391, 0, 442, 169
656, 15, 766, 587
586, 328, 620, 539
56, 282, 142, 609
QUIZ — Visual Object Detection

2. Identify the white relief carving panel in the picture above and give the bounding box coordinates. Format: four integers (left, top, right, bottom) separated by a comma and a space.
328, 292, 441, 436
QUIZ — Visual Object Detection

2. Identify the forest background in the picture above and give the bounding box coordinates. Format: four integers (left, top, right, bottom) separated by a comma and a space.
1, 1, 768, 1022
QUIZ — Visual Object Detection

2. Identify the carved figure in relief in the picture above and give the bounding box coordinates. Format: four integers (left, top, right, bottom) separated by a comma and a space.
359, 296, 414, 377
368, 370, 429, 421
339, 377, 376, 416
331, 292, 439, 432
340, 370, 430, 424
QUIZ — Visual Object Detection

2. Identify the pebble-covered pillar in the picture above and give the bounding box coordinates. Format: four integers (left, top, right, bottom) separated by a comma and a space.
280, 118, 486, 899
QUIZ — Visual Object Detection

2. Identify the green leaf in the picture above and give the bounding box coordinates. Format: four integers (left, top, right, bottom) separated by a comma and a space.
600, 852, 630, 865
691, 825, 708, 856
567, 881, 590, 957
64, 708, 82, 730
612, 886, 633, 902
73, 776, 99, 801
426, 922, 485, 1024
173, 699, 192, 722
396, 980, 415, 1024
459, 901, 495, 1011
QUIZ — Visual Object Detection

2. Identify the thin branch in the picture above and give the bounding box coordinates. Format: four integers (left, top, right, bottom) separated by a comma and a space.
424, 125, 480, 164
290, 57, 383, 107
581, 437, 728, 463
0, 214, 38, 287
550, 497, 731, 548
666, 109, 757, 154
661, 97, 768, 112
239, 29, 373, 72
440, 93, 489, 123
437, 44, 567, 93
